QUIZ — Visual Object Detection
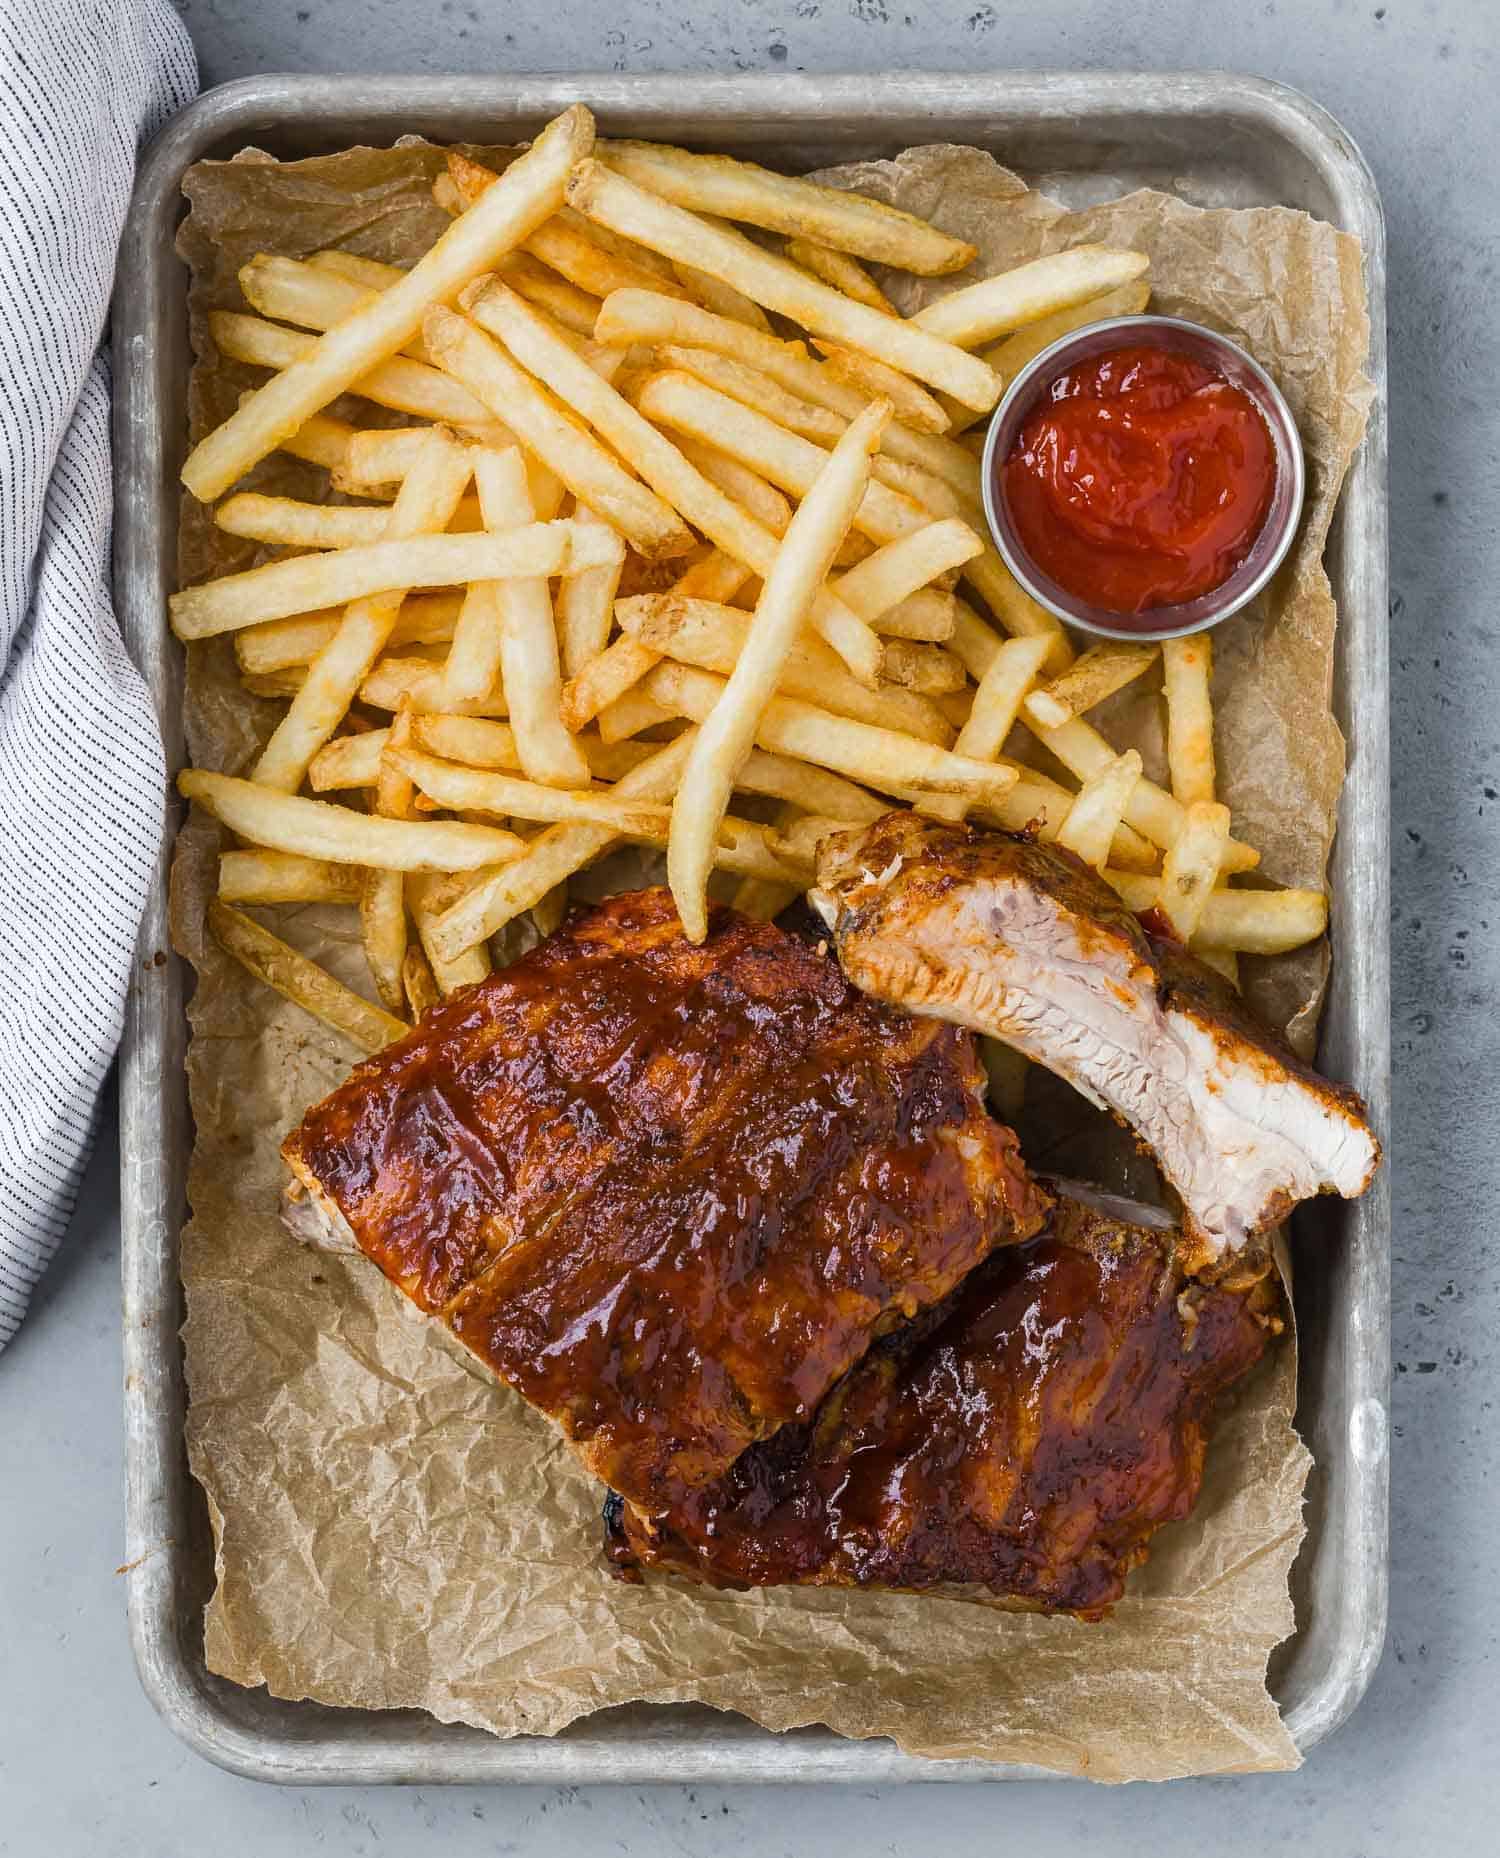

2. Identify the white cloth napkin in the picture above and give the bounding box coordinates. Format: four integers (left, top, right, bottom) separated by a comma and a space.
0, 0, 196, 1349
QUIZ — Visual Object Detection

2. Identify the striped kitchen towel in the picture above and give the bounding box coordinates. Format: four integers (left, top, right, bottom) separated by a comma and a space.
0, 0, 196, 1349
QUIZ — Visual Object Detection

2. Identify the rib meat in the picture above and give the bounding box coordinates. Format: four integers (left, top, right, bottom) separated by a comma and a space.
810, 813, 1379, 1272
283, 887, 1048, 1511
606, 1190, 1277, 1618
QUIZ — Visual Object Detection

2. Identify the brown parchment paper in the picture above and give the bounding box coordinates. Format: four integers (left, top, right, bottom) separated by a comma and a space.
169, 138, 1371, 1782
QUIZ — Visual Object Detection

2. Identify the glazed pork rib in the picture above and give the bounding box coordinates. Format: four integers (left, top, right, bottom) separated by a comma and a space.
811, 814, 1379, 1273
606, 1190, 1277, 1618
283, 887, 1048, 1511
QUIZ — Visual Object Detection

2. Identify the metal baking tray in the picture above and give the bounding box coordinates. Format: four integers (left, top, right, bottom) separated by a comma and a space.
113, 70, 1389, 1785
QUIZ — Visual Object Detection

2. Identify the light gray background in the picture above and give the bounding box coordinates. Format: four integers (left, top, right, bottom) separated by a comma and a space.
2, 2, 1494, 1852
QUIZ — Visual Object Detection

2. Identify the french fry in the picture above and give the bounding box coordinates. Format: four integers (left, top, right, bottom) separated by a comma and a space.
1027, 711, 1259, 873
670, 254, 772, 331
427, 731, 697, 957
949, 595, 1071, 685
360, 654, 507, 717
595, 289, 983, 498
943, 278, 1152, 430
734, 751, 888, 825
529, 881, 569, 938
215, 493, 401, 551
595, 139, 976, 275
423, 306, 694, 561
555, 504, 627, 680
307, 249, 406, 289
180, 769, 526, 872
1194, 946, 1241, 989
879, 641, 966, 695
401, 943, 442, 1019
1161, 634, 1217, 806
1056, 749, 1144, 871
912, 245, 1150, 349
559, 635, 660, 734
462, 279, 885, 686
182, 105, 594, 501
392, 748, 679, 837
597, 685, 679, 742
361, 865, 410, 1016
731, 877, 802, 923
259, 404, 358, 472
217, 849, 364, 906
495, 252, 603, 336
208, 310, 496, 428
1023, 641, 1160, 730
669, 401, 889, 939
170, 520, 620, 640
236, 592, 464, 677
340, 423, 518, 493
239, 253, 438, 363
923, 634, 1051, 824
917, 765, 1155, 871
655, 343, 845, 447
672, 436, 794, 536
308, 730, 388, 792
785, 238, 895, 313
567, 160, 998, 409
451, 446, 589, 788
615, 593, 949, 745
871, 590, 957, 641
812, 344, 951, 434
408, 871, 492, 995
1156, 800, 1231, 941
648, 662, 1019, 804
768, 814, 859, 869
1102, 871, 1327, 955
208, 901, 407, 1053
635, 370, 935, 551
251, 430, 473, 792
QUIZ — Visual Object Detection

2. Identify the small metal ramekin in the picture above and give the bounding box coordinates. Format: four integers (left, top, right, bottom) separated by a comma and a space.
979, 314, 1306, 642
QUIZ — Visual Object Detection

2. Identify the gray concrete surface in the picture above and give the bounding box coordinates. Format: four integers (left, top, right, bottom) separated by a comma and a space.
2, 1, 1495, 1851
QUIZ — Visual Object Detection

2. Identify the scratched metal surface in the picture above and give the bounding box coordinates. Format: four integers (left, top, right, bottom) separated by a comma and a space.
105, 68, 1388, 1788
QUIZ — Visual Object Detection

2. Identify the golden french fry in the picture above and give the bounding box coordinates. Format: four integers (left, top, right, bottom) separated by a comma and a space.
1156, 800, 1231, 941
1161, 633, 1217, 806
912, 246, 1150, 349
568, 161, 998, 409
529, 881, 569, 938
215, 493, 394, 551
559, 634, 659, 734
555, 504, 627, 680
1054, 749, 1144, 871
239, 253, 438, 363
941, 278, 1153, 430
360, 867, 410, 1016
209, 309, 495, 427
183, 105, 594, 501
1026, 711, 1259, 872
307, 249, 406, 289
824, 524, 981, 635
495, 251, 603, 336
401, 942, 442, 1019
673, 435, 794, 535
1194, 945, 1241, 989
649, 661, 1018, 804
595, 289, 983, 499
595, 139, 976, 275
735, 751, 887, 825
922, 633, 1051, 826
170, 520, 619, 640
235, 592, 464, 676
359, 654, 504, 717
785, 237, 895, 313
879, 641, 966, 695
391, 747, 678, 837
462, 279, 884, 686
180, 769, 526, 872
615, 594, 948, 744
423, 306, 694, 560
669, 401, 889, 940
597, 685, 679, 742
209, 901, 408, 1052
217, 849, 363, 905
257, 403, 357, 472
427, 732, 697, 957
872, 590, 956, 641
670, 251, 772, 331
768, 814, 859, 868
656, 343, 843, 445
635, 370, 933, 550
937, 765, 1155, 872
813, 343, 950, 434
1102, 871, 1327, 955
408, 870, 492, 994
1023, 641, 1161, 730
251, 431, 473, 792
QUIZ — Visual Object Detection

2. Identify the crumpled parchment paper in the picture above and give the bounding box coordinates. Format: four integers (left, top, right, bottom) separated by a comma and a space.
169, 136, 1371, 1781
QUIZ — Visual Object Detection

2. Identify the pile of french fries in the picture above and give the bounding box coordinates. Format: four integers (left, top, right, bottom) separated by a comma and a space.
172, 104, 1329, 1054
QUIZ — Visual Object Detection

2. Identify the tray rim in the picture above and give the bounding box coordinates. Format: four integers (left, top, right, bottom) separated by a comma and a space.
113, 66, 1389, 1786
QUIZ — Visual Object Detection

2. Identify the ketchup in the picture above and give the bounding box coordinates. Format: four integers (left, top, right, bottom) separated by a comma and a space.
1001, 343, 1276, 617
